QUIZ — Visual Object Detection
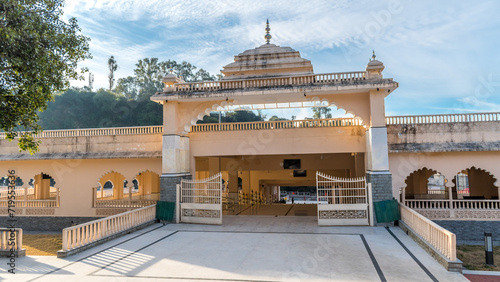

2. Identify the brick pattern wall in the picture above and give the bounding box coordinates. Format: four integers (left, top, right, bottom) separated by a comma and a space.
0, 216, 102, 231
434, 220, 500, 245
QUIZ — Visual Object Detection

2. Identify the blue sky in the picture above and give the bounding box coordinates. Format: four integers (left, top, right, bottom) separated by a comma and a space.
64, 0, 500, 118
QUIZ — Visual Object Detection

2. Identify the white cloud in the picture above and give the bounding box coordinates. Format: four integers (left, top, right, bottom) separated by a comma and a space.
63, 0, 500, 115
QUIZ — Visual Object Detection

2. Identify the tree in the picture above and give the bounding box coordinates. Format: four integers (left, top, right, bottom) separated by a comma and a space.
108, 56, 118, 91
115, 76, 138, 100
312, 107, 332, 119
269, 115, 287, 121
0, 0, 91, 154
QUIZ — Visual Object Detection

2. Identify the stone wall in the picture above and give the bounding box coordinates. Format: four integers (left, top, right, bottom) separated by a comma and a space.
367, 172, 393, 202
434, 220, 500, 245
0, 216, 102, 231
160, 174, 192, 202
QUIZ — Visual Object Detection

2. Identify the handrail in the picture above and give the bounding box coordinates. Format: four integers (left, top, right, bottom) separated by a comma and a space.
191, 117, 363, 132
0, 125, 163, 139
61, 204, 156, 252
405, 199, 500, 210
174, 71, 367, 92
399, 203, 456, 261
2, 112, 499, 140
386, 112, 500, 125
94, 199, 158, 208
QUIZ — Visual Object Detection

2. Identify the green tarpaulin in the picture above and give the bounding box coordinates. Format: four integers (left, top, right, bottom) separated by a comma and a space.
156, 201, 175, 221
373, 198, 401, 223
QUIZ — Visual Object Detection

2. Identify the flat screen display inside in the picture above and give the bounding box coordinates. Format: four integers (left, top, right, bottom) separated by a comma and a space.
293, 170, 307, 177
283, 159, 301, 169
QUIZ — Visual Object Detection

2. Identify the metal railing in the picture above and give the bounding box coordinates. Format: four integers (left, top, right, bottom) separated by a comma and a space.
61, 204, 156, 251
316, 172, 367, 205
181, 173, 222, 204
399, 203, 456, 261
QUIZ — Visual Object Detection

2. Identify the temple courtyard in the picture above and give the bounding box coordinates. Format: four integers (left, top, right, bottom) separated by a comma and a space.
0, 215, 468, 281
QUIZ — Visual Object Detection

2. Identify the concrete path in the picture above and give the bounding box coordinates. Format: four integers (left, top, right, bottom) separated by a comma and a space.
0, 216, 468, 281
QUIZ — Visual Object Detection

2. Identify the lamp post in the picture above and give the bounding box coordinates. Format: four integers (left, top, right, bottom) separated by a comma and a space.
485, 232, 494, 266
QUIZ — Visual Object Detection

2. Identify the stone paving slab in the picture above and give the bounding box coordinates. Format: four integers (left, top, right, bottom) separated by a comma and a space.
0, 216, 469, 281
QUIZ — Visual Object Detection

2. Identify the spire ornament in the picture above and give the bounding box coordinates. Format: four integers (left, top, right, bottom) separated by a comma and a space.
371, 50, 376, 61
264, 19, 272, 44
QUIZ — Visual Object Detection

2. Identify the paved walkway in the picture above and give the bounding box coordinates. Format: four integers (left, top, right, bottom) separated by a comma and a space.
1, 216, 468, 281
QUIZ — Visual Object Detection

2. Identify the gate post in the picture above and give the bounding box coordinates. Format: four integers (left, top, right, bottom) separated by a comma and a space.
368, 183, 374, 226
176, 184, 180, 224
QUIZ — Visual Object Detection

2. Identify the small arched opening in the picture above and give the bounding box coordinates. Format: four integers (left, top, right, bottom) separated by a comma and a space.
404, 168, 448, 199
452, 167, 498, 200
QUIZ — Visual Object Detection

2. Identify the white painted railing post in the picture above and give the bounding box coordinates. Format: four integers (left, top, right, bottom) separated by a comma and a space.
368, 183, 374, 226
17, 229, 22, 251
448, 186, 454, 217
401, 187, 406, 204
176, 184, 181, 224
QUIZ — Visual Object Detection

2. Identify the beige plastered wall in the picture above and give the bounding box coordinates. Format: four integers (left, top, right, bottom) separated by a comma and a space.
0, 158, 161, 216
389, 151, 500, 199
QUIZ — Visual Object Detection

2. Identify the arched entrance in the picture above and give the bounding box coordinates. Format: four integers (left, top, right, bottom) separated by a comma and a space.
453, 167, 498, 199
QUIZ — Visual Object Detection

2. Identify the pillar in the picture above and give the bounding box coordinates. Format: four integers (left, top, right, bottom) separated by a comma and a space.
34, 174, 51, 200
159, 102, 191, 219
228, 170, 239, 203
366, 90, 393, 202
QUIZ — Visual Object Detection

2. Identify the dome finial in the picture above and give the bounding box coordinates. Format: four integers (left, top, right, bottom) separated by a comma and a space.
265, 19, 272, 44
372, 50, 376, 61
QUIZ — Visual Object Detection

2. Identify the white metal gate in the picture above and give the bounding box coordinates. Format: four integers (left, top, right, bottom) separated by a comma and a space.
179, 173, 222, 225
316, 172, 373, 226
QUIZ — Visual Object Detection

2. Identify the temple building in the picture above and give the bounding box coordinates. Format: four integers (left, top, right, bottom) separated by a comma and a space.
0, 21, 499, 229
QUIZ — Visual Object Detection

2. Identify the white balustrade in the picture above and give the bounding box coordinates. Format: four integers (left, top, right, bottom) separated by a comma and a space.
400, 203, 456, 261
174, 71, 367, 92
386, 112, 500, 125
94, 199, 157, 208
405, 199, 500, 211
0, 125, 163, 139
0, 187, 59, 208
2, 112, 498, 140
191, 117, 362, 132
61, 204, 156, 251
0, 228, 23, 252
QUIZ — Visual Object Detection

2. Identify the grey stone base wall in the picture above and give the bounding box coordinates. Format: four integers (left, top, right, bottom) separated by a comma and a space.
0, 216, 102, 232
160, 174, 192, 202
434, 220, 500, 245
160, 174, 192, 221
366, 171, 393, 202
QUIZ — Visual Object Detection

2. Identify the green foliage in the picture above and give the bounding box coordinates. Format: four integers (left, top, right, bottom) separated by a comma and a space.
312, 107, 332, 119
0, 0, 91, 154
269, 115, 288, 121
116, 57, 216, 101
197, 111, 265, 124
38, 88, 162, 129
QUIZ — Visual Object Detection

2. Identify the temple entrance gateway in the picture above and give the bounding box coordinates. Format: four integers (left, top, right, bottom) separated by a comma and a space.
179, 173, 222, 224
316, 172, 373, 226
152, 21, 397, 224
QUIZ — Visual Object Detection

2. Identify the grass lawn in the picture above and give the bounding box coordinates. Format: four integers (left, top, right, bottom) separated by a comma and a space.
23, 234, 62, 256
457, 245, 500, 271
